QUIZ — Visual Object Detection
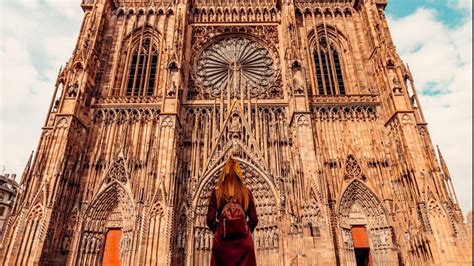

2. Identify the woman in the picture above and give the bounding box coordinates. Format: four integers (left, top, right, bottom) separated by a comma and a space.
206, 157, 259, 266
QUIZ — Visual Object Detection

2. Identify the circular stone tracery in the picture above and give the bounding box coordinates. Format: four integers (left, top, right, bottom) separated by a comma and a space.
195, 36, 278, 98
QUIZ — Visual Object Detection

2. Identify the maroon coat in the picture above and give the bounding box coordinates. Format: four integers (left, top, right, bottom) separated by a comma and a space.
206, 189, 259, 266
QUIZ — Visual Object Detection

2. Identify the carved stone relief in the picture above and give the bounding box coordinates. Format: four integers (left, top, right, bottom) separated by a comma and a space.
189, 26, 283, 100
194, 36, 278, 99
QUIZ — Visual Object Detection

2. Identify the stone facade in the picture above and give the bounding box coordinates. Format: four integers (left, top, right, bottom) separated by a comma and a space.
0, 174, 19, 245
0, 0, 471, 265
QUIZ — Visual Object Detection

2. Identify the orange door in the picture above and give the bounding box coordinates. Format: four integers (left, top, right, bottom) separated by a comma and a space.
351, 226, 373, 266
351, 226, 370, 248
102, 229, 122, 266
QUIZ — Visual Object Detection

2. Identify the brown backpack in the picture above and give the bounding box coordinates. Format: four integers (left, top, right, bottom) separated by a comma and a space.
219, 197, 248, 240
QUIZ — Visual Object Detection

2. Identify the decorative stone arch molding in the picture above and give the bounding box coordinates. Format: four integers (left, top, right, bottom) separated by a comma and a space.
343, 154, 366, 181
295, 4, 356, 16
76, 176, 136, 265
300, 187, 325, 238
101, 155, 130, 184
192, 157, 281, 216
122, 26, 162, 48
426, 196, 461, 262
143, 199, 167, 265
199, 101, 270, 177
12, 201, 46, 265
7, 180, 50, 265
307, 23, 349, 51
190, 157, 282, 266
337, 179, 398, 265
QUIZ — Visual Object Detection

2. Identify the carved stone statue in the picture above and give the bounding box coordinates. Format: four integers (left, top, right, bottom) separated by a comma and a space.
67, 82, 79, 97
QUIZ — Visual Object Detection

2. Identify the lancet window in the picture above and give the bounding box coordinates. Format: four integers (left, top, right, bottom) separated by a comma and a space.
125, 37, 159, 97
313, 37, 346, 95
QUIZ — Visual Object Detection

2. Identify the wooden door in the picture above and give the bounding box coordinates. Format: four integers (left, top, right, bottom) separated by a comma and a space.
102, 229, 122, 266
351, 226, 373, 266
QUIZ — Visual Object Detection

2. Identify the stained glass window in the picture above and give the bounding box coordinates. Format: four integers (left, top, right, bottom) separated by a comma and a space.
313, 38, 345, 95
126, 38, 158, 97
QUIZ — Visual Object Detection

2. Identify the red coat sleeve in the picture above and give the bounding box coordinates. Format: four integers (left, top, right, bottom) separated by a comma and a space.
247, 190, 258, 233
206, 189, 218, 233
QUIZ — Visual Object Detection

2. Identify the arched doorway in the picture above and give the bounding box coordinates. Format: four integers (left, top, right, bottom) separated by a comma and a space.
190, 158, 281, 266
76, 181, 135, 266
338, 180, 398, 265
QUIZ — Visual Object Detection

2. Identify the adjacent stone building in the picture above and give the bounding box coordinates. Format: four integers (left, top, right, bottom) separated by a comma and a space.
0, 174, 19, 245
0, 0, 471, 265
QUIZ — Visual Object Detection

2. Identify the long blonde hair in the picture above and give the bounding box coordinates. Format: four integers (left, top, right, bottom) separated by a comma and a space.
216, 157, 250, 211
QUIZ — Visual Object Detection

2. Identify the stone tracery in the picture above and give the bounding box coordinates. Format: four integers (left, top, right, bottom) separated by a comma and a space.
195, 36, 278, 98
189, 26, 283, 100
339, 180, 397, 265
344, 155, 365, 181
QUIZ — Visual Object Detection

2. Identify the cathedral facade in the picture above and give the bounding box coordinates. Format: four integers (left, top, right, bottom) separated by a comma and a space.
0, 0, 471, 265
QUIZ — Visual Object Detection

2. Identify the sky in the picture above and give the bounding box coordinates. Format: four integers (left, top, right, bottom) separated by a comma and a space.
0, 0, 472, 215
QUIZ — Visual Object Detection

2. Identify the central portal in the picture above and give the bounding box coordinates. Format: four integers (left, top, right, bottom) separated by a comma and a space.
192, 158, 280, 266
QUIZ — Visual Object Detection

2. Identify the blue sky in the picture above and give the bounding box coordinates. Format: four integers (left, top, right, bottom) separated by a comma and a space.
386, 0, 472, 91
384, 1, 472, 217
0, 0, 472, 215
387, 0, 471, 26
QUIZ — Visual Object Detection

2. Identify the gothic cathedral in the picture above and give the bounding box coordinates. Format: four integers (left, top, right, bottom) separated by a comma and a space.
0, 0, 471, 265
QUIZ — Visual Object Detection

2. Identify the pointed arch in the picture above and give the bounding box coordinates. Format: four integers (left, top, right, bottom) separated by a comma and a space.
201, 101, 269, 177
387, 59, 396, 68
102, 154, 130, 185
343, 154, 366, 181
125, 37, 159, 96
308, 24, 349, 51
427, 197, 459, 262
191, 158, 281, 265
143, 200, 166, 265
11, 180, 49, 264
428, 198, 447, 220
337, 179, 398, 265
14, 201, 44, 266
77, 180, 136, 265
122, 27, 161, 97
149, 178, 166, 211
193, 157, 279, 209
84, 181, 135, 231
301, 187, 323, 238
338, 179, 387, 226
309, 24, 347, 95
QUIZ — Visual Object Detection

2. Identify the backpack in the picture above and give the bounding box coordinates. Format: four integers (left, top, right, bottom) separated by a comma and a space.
219, 197, 248, 240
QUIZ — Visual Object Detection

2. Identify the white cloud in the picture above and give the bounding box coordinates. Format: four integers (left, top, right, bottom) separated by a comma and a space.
449, 0, 473, 10
44, 0, 84, 19
0, 2, 82, 178
15, 0, 39, 8
0, 37, 51, 175
43, 36, 78, 67
389, 8, 472, 214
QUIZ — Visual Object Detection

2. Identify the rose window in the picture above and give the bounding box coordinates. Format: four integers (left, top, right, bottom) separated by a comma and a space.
195, 36, 278, 98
